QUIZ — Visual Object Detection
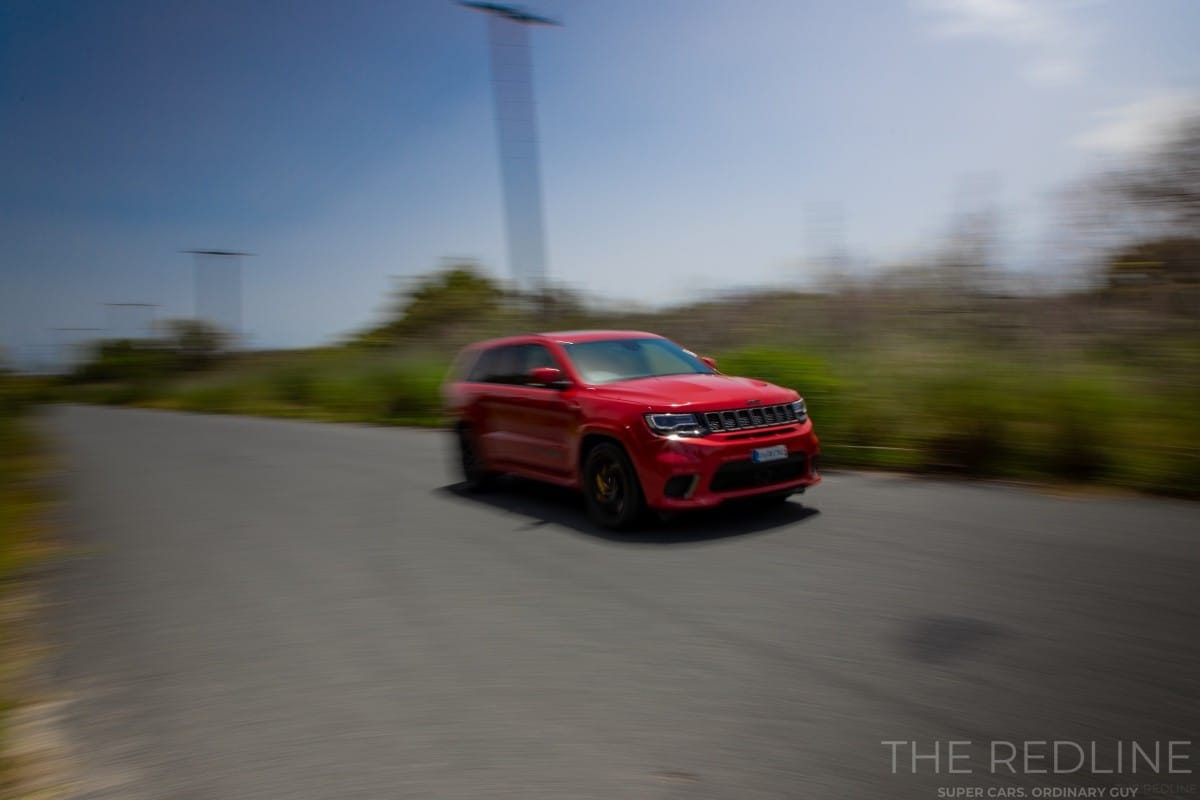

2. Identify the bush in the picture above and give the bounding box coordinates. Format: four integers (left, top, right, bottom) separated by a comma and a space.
916, 370, 1012, 475
369, 362, 445, 421
174, 382, 243, 414
1037, 376, 1120, 480
0, 376, 50, 417
269, 366, 316, 406
69, 340, 178, 384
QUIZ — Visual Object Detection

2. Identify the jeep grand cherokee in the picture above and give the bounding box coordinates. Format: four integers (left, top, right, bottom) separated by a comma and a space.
442, 330, 820, 529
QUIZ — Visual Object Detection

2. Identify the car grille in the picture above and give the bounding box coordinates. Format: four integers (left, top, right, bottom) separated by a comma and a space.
703, 403, 798, 432
710, 454, 808, 493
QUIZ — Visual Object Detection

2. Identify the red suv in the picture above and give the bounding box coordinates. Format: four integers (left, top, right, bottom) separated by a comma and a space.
442, 331, 820, 528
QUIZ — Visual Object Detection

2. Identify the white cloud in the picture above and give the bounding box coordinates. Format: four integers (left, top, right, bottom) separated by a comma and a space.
914, 0, 1095, 87
1074, 89, 1200, 155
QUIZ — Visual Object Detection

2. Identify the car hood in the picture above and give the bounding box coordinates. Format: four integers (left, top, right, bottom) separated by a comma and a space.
588, 373, 797, 410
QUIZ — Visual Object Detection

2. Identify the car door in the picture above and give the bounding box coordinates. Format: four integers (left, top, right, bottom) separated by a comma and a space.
471, 344, 523, 464
474, 342, 572, 475
506, 343, 576, 476
469, 341, 576, 475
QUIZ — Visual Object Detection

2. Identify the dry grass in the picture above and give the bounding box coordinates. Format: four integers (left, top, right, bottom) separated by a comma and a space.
0, 382, 70, 798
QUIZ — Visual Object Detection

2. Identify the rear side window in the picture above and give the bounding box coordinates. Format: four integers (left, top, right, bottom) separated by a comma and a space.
467, 346, 510, 383
447, 348, 482, 383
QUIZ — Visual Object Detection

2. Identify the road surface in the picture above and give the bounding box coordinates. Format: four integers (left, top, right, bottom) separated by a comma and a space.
45, 405, 1200, 799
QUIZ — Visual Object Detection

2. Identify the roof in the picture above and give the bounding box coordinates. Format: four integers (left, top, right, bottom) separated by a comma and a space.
537, 330, 662, 344
463, 330, 664, 350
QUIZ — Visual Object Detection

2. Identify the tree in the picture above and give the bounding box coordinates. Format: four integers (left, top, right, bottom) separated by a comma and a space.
1059, 114, 1200, 291
70, 339, 177, 384
367, 264, 505, 342
1121, 115, 1200, 234
1106, 237, 1200, 290
157, 318, 231, 370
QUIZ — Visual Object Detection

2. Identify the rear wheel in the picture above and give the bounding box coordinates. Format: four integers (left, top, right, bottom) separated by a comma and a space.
582, 442, 646, 530
457, 426, 497, 492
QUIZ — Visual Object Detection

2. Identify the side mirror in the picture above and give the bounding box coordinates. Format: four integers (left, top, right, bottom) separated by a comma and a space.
700, 356, 718, 370
528, 366, 566, 388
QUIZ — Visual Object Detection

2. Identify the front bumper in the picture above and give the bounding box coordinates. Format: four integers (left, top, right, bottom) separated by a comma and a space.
632, 420, 821, 510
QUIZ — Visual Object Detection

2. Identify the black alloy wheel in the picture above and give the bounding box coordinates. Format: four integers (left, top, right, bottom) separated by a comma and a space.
583, 442, 646, 530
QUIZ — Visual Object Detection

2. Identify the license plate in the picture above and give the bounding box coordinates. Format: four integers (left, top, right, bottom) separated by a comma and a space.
750, 445, 788, 463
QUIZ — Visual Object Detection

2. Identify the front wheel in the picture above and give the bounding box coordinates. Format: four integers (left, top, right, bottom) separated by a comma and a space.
582, 443, 646, 530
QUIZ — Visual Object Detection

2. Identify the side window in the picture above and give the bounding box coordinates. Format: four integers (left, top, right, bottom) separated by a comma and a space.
467, 345, 524, 384
495, 346, 525, 384
465, 348, 499, 383
521, 344, 559, 373
450, 348, 481, 382
465, 344, 562, 385
517, 344, 565, 388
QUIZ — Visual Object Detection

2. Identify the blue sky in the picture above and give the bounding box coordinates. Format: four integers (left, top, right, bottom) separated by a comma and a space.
2, 0, 1198, 363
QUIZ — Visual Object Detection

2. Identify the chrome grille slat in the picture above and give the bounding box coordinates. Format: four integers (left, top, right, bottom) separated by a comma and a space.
703, 403, 796, 432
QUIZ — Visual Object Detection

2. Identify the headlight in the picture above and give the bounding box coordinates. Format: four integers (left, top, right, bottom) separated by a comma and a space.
644, 412, 707, 437
791, 399, 808, 423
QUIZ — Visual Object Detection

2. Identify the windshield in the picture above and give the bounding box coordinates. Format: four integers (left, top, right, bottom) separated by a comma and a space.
562, 338, 714, 385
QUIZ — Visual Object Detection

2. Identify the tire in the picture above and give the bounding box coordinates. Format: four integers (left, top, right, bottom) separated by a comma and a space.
582, 442, 646, 530
457, 426, 497, 492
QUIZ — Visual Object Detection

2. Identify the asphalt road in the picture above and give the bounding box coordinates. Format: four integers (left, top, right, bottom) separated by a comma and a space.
45, 405, 1200, 799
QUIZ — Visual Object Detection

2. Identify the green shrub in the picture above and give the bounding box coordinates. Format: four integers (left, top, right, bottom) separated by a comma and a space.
915, 370, 1013, 475
70, 340, 178, 384
368, 362, 445, 421
176, 382, 243, 414
269, 366, 316, 406
1036, 376, 1121, 480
